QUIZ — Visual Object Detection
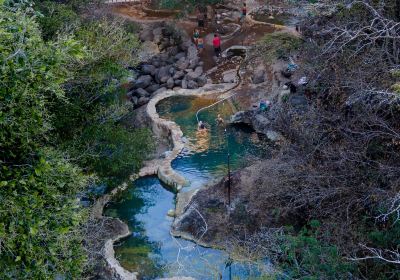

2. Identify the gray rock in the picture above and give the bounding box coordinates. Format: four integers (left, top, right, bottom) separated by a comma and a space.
196, 75, 207, 87
136, 88, 149, 98
187, 45, 198, 61
138, 97, 150, 106
187, 80, 198, 89
252, 69, 265, 84
126, 90, 134, 99
266, 130, 284, 142
180, 39, 193, 51
157, 66, 171, 83
152, 60, 161, 68
131, 96, 138, 106
169, 67, 176, 76
174, 79, 182, 86
139, 29, 154, 42
167, 46, 179, 56
141, 64, 156, 75
290, 95, 308, 107
176, 58, 189, 70
182, 79, 188, 89
167, 77, 175, 89
153, 27, 163, 36
186, 66, 203, 80
145, 84, 160, 93
173, 71, 185, 80
134, 75, 152, 89
174, 52, 186, 61
153, 87, 167, 95
222, 70, 237, 83
188, 57, 199, 69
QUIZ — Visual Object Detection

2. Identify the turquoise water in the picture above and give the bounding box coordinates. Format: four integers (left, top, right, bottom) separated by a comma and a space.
105, 96, 269, 279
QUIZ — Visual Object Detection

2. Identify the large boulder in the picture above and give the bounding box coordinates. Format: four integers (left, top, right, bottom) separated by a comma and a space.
196, 75, 208, 87
187, 80, 198, 89
134, 75, 152, 89
141, 64, 156, 75
186, 66, 203, 80
136, 88, 149, 98
138, 97, 150, 106
176, 57, 190, 70
157, 66, 171, 83
145, 84, 160, 94
166, 77, 175, 89
222, 70, 237, 83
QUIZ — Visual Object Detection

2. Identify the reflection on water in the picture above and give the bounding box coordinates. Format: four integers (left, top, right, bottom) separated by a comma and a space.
105, 96, 270, 279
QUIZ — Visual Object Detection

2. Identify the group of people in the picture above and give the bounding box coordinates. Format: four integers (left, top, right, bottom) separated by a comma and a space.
193, 2, 247, 58
198, 114, 225, 131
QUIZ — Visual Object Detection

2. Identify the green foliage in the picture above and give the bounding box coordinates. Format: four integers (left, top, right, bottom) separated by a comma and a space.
0, 3, 83, 162
259, 32, 302, 62
0, 148, 89, 279
36, 1, 79, 40
0, 1, 152, 278
70, 123, 153, 189
159, 0, 221, 10
281, 221, 355, 279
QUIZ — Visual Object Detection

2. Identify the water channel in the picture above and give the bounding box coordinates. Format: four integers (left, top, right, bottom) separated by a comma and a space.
105, 95, 269, 279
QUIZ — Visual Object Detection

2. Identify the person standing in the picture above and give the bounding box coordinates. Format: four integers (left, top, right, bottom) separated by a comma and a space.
197, 37, 204, 53
240, 2, 247, 23
193, 28, 200, 44
213, 33, 221, 57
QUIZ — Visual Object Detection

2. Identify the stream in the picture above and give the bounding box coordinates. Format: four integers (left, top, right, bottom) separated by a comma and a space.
105, 95, 270, 279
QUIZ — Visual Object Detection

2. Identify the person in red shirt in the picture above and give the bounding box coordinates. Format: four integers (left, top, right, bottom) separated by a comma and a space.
213, 33, 221, 57
239, 3, 247, 23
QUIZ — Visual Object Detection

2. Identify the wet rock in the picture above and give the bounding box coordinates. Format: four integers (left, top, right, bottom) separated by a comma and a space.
134, 75, 152, 89
138, 97, 150, 106
187, 80, 199, 89
141, 64, 156, 75
136, 88, 149, 98
145, 84, 160, 94
167, 77, 175, 89
252, 69, 265, 84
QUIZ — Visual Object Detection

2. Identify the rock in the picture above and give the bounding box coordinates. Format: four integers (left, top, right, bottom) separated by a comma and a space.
174, 52, 186, 61
136, 88, 149, 98
230, 111, 248, 124
153, 87, 167, 95
188, 57, 199, 69
139, 29, 154, 42
173, 70, 185, 80
169, 67, 176, 76
138, 97, 150, 106
157, 66, 171, 83
180, 39, 193, 51
167, 77, 175, 89
266, 130, 284, 142
252, 69, 265, 84
138, 41, 159, 62
290, 95, 308, 107
153, 27, 163, 36
126, 90, 134, 99
187, 80, 198, 89
196, 75, 207, 87
141, 64, 156, 75
198, 61, 204, 66
186, 66, 203, 80
222, 70, 237, 83
167, 209, 176, 217
152, 60, 161, 68
182, 79, 188, 89
167, 46, 179, 56
187, 45, 198, 61
174, 79, 182, 86
134, 75, 152, 89
176, 58, 189, 70
145, 84, 160, 94
131, 96, 138, 106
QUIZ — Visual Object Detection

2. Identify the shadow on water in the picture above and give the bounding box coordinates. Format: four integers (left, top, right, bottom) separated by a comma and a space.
105, 96, 271, 279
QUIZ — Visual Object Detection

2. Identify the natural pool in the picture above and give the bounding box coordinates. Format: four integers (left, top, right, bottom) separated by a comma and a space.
105, 96, 269, 279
